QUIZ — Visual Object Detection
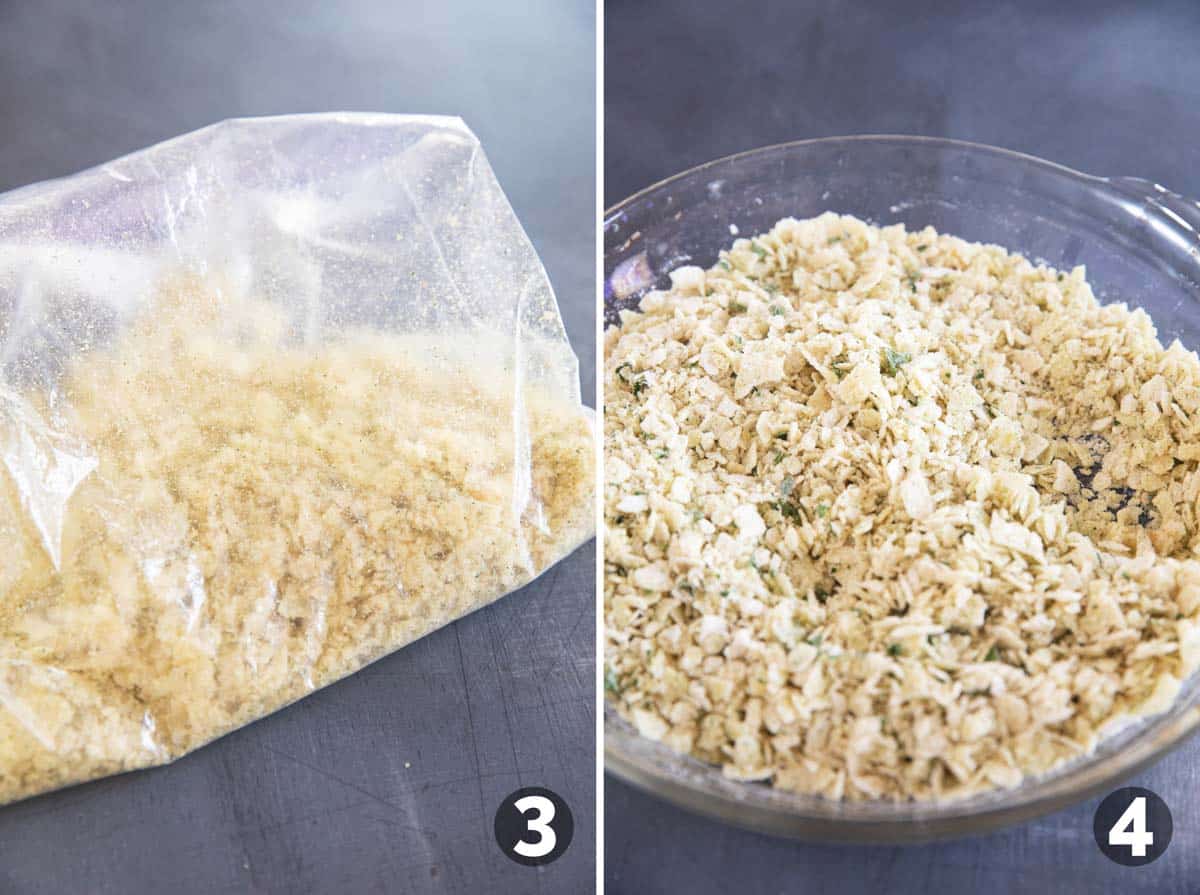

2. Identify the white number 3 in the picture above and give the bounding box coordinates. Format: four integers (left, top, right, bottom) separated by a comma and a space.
513, 795, 557, 858
1109, 796, 1154, 857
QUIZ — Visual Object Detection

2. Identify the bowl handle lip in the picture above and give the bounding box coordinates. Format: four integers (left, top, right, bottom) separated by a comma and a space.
1106, 175, 1200, 240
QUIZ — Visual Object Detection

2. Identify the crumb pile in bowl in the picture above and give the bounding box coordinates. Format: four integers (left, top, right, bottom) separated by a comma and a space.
603, 212, 1200, 801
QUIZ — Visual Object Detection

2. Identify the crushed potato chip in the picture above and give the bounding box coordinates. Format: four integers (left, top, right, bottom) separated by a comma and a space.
604, 213, 1200, 801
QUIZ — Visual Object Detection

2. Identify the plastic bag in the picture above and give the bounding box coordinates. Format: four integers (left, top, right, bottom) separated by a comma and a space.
0, 114, 595, 804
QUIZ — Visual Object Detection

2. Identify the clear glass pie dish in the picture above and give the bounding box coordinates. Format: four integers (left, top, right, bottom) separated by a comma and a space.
603, 135, 1200, 843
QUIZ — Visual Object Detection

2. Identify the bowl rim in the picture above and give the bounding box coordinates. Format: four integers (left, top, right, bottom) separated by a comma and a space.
605, 705, 1200, 844
605, 133, 1117, 222
602, 134, 1200, 842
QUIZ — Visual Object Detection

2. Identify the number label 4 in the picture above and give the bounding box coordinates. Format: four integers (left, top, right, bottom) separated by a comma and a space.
1108, 796, 1154, 858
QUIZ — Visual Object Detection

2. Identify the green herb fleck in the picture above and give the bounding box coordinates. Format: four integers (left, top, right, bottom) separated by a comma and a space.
974, 369, 985, 381
985, 646, 1000, 662
769, 305, 785, 316
604, 668, 621, 694
751, 241, 767, 259
729, 301, 748, 314
615, 362, 633, 382
828, 235, 843, 245
632, 376, 648, 397
815, 503, 829, 518
717, 260, 731, 271
883, 347, 913, 376
916, 243, 929, 252
773, 450, 784, 465
775, 500, 802, 522
904, 270, 920, 291
807, 634, 823, 647
770, 474, 805, 523
831, 356, 852, 379
887, 643, 903, 657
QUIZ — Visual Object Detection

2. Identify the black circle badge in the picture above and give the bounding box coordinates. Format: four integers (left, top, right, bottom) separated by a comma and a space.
1093, 787, 1172, 866
494, 786, 574, 866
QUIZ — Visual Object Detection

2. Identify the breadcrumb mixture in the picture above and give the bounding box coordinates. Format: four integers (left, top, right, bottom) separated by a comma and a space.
0, 279, 593, 804
604, 213, 1200, 801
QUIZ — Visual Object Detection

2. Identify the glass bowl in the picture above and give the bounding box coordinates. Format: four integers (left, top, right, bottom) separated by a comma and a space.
603, 135, 1200, 843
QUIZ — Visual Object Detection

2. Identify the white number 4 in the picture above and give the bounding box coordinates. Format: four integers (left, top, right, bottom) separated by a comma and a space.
1109, 796, 1154, 857
513, 795, 557, 859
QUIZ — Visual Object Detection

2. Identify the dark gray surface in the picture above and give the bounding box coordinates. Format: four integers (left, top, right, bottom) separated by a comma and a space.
0, 2, 595, 893
605, 1, 1200, 893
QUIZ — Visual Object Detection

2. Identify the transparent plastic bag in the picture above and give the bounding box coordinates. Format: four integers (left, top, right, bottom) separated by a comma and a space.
0, 114, 595, 804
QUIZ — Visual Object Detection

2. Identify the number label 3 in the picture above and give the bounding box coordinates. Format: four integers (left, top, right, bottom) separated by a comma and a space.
495, 787, 574, 866
1094, 787, 1173, 866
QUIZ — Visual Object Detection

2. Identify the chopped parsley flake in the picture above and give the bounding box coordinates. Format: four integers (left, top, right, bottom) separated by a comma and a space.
883, 348, 913, 376
775, 499, 802, 522
604, 668, 620, 694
